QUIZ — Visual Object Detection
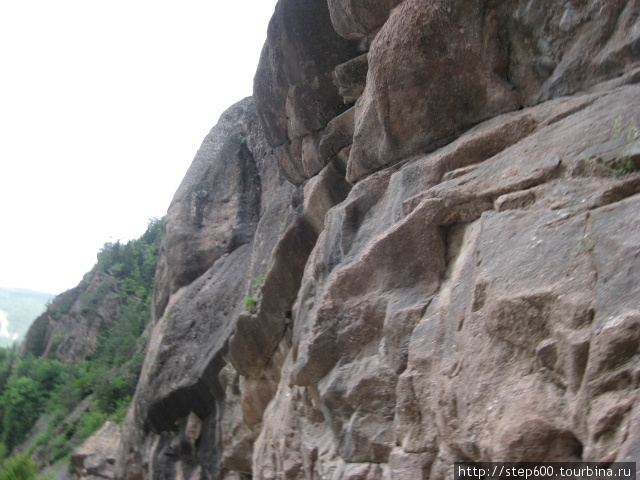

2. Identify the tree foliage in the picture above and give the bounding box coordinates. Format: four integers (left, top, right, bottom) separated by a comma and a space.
0, 453, 39, 480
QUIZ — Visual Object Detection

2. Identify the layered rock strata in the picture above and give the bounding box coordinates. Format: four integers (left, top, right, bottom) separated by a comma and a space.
73, 0, 640, 479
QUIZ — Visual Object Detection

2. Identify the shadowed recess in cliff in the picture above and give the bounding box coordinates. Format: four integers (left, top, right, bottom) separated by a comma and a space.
145, 355, 226, 434
228, 160, 351, 379
141, 245, 249, 434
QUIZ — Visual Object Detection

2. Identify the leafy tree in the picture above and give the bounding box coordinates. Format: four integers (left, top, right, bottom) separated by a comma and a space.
0, 376, 42, 450
0, 347, 17, 395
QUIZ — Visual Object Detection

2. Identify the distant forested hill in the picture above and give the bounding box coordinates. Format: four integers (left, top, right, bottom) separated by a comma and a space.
0, 218, 163, 477
0, 289, 54, 346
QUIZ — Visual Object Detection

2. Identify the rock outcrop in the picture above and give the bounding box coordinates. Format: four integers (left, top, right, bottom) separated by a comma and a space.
253, 0, 362, 185
22, 273, 121, 363
72, 421, 121, 480
345, 0, 640, 181
73, 0, 640, 479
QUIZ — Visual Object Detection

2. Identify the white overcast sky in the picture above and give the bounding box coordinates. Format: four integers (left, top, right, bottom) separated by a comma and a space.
0, 0, 278, 295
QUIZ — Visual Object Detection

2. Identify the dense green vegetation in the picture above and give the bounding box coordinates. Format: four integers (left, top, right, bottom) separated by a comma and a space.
0, 218, 163, 474
0, 289, 54, 347
0, 453, 39, 480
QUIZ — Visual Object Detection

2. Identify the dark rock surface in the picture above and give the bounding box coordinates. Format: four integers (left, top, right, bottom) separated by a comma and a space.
333, 54, 368, 104
253, 0, 361, 184
327, 0, 404, 39
152, 98, 266, 322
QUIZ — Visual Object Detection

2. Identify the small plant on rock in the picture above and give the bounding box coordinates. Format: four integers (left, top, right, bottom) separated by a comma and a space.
251, 274, 266, 293
242, 273, 266, 314
244, 296, 258, 314
580, 117, 640, 177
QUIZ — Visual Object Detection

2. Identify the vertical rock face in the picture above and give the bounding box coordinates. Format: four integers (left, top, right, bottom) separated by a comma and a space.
114, 97, 289, 479
70, 0, 640, 479
113, 95, 351, 479
250, 83, 640, 479
327, 0, 404, 39
253, 0, 361, 184
152, 99, 265, 322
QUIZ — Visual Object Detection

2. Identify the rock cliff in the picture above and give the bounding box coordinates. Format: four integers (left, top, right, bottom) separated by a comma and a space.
22, 272, 123, 363
77, 0, 640, 479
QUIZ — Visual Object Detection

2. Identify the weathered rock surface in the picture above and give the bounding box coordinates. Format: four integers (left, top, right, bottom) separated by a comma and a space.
68, 1, 640, 479
253, 0, 361, 184
249, 78, 640, 479
346, 0, 640, 181
152, 98, 267, 322
327, 0, 404, 39
112, 94, 350, 479
114, 97, 286, 479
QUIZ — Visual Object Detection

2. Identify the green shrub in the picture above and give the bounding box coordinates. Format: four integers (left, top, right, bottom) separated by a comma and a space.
244, 297, 258, 314
109, 397, 131, 425
0, 376, 44, 450
76, 410, 104, 442
0, 453, 38, 480
49, 434, 69, 462
251, 274, 265, 292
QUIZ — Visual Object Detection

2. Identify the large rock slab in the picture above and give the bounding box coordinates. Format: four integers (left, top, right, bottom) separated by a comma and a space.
250, 82, 640, 477
346, 0, 521, 182
152, 98, 264, 321
114, 98, 292, 480
347, 0, 640, 181
72, 421, 121, 480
